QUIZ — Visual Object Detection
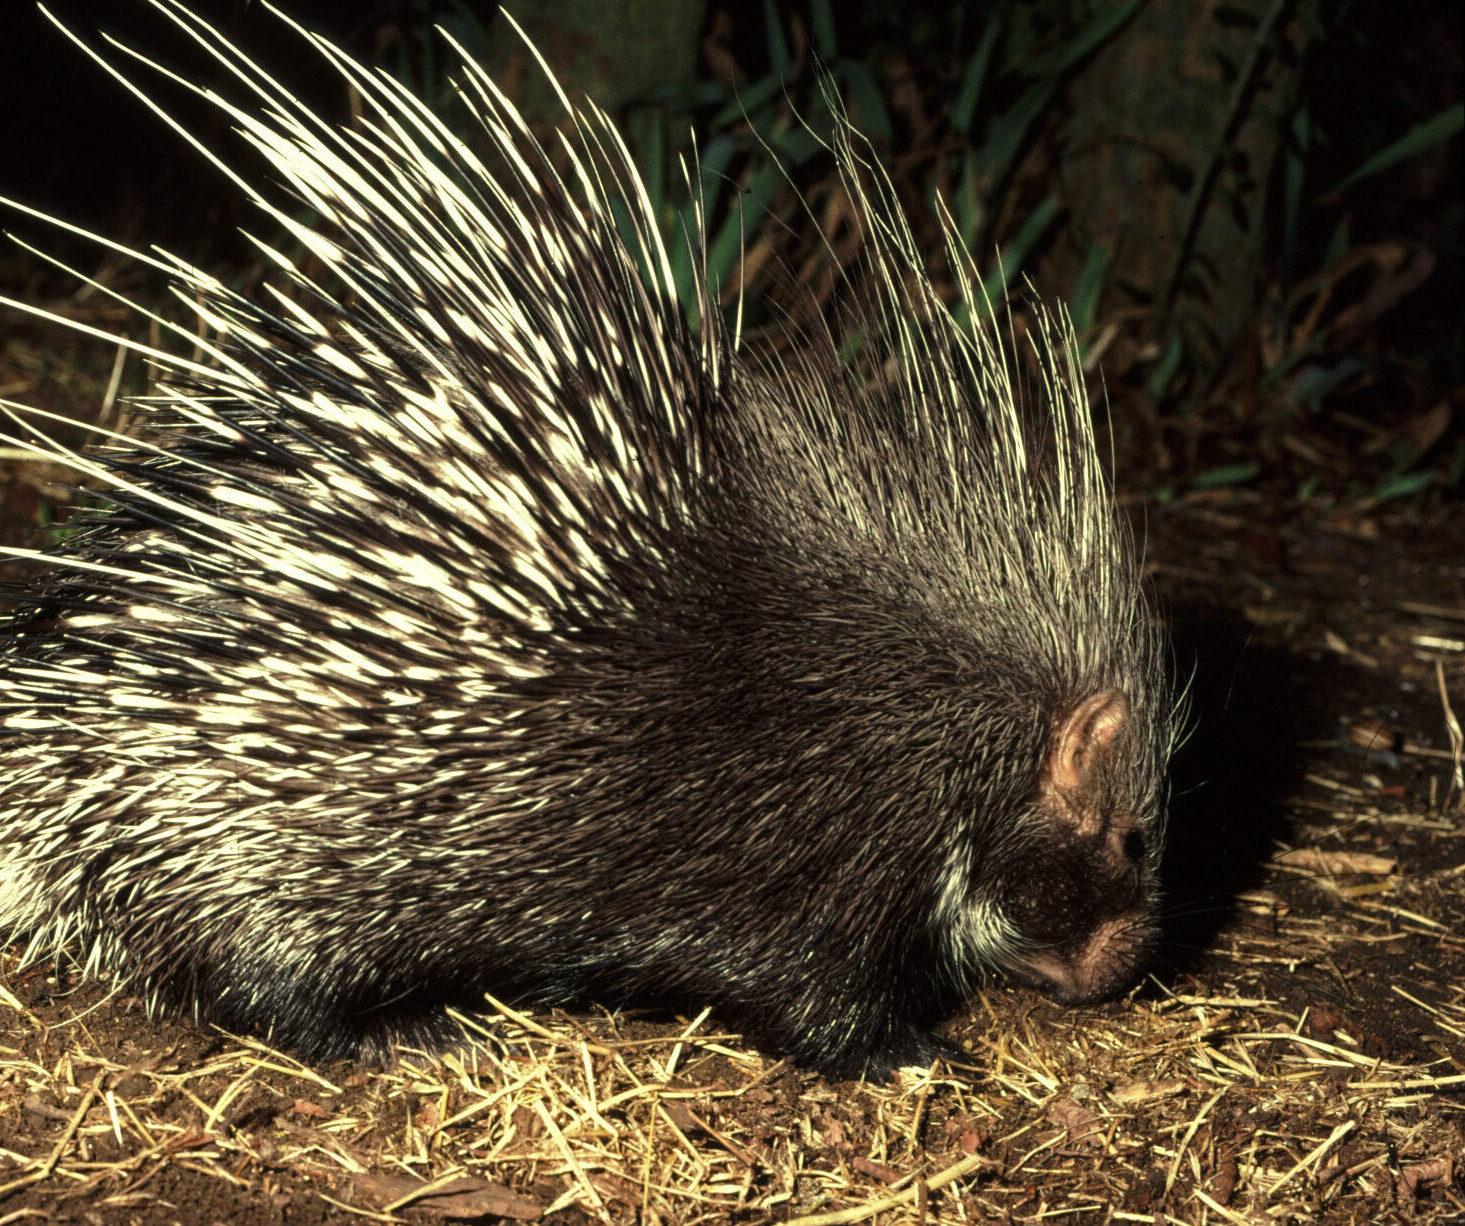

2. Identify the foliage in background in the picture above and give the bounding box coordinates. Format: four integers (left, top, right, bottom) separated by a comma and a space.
364, 2, 1142, 334
362, 0, 1460, 504
4, 0, 1459, 514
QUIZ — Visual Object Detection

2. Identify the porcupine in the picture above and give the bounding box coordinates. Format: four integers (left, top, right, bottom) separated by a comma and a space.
0, 2, 1175, 1078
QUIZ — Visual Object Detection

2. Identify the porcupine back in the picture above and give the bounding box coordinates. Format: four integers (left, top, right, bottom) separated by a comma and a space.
0, 1, 1173, 1074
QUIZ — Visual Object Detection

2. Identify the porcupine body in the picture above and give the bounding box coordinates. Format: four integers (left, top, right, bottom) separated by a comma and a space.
0, 3, 1174, 1077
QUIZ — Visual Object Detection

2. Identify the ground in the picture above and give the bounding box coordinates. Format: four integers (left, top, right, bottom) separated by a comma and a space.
0, 326, 1461, 1225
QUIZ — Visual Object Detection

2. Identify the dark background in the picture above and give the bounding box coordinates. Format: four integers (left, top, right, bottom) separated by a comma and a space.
0, 0, 1460, 500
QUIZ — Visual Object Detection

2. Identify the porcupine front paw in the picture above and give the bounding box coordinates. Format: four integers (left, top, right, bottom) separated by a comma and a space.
861, 1026, 970, 1082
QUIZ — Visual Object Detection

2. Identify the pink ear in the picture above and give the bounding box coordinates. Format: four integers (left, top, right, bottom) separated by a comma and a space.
1047, 690, 1128, 797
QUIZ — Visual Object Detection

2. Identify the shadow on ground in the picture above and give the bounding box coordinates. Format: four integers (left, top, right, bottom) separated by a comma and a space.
1158, 603, 1346, 983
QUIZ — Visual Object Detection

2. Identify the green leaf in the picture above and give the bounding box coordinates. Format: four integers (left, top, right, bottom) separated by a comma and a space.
837, 61, 892, 144
1280, 106, 1309, 281
951, 20, 1001, 136
1068, 243, 1110, 339
710, 71, 786, 130
973, 83, 1052, 193
1372, 470, 1433, 502
980, 194, 1058, 301
1013, 0, 1141, 78
810, 0, 837, 59
640, 111, 667, 217
1288, 357, 1367, 409
695, 134, 737, 196
837, 330, 866, 364
669, 134, 736, 318
705, 161, 781, 294
771, 124, 823, 165
1323, 218, 1352, 267
955, 149, 983, 249
1332, 103, 1463, 195
1146, 333, 1184, 400
976, 2, 1139, 189
1046, 0, 1141, 74
763, 0, 792, 79
1193, 462, 1260, 490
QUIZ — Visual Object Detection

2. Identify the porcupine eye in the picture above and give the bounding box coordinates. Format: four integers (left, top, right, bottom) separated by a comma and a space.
1121, 828, 1146, 863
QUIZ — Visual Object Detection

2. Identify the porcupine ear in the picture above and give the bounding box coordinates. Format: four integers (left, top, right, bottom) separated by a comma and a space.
1040, 691, 1128, 835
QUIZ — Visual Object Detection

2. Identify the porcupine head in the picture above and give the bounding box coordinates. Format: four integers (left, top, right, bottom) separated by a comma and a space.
0, 4, 1174, 1081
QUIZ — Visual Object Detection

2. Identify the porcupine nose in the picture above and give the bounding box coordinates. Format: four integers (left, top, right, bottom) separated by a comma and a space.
1021, 914, 1153, 1004
1018, 813, 1154, 1003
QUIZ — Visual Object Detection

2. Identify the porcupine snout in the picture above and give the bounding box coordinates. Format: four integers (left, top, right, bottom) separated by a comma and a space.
978, 691, 1164, 1007
1010, 809, 1156, 1004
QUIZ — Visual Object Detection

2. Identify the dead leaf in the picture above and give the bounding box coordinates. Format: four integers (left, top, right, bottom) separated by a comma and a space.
852, 1155, 904, 1184
1272, 847, 1397, 876
1045, 1096, 1105, 1146
1210, 1151, 1239, 1204
1110, 1078, 1186, 1104
1400, 1157, 1453, 1199
1346, 718, 1403, 753
356, 1172, 542, 1220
